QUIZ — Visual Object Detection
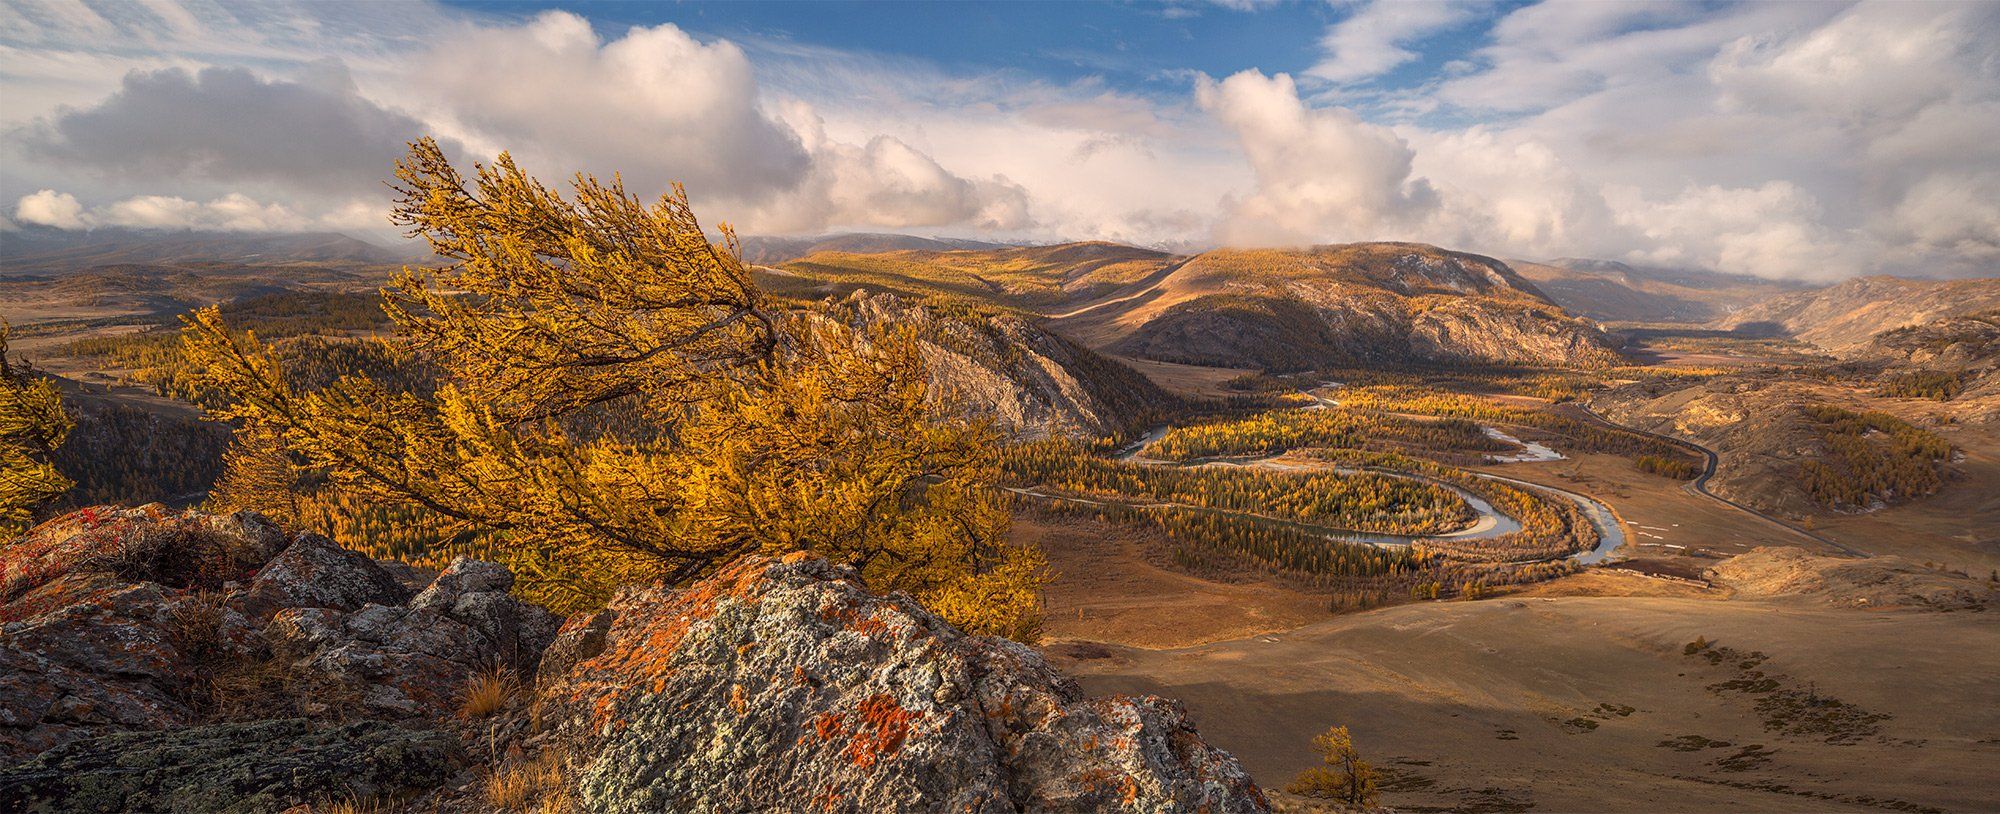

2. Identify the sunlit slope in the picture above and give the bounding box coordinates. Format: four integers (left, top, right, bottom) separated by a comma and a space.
765, 240, 1623, 372
1085, 243, 1624, 371
765, 241, 1178, 309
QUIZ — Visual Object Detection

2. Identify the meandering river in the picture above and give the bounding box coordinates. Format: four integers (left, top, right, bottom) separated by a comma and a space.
1085, 393, 1628, 563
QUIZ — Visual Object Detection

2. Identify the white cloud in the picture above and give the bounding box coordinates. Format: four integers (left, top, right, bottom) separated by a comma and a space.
1309, 1, 1476, 85
20, 62, 439, 194
11, 189, 379, 232
15, 189, 86, 229
3, 0, 1997, 281
1197, 70, 1436, 246
401, 11, 1028, 236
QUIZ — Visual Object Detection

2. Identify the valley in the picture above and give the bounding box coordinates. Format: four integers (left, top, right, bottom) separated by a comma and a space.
5, 230, 1996, 812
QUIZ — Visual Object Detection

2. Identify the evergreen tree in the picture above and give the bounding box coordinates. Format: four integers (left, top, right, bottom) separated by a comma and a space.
1285, 724, 1379, 806
180, 139, 1043, 637
1, 323, 74, 534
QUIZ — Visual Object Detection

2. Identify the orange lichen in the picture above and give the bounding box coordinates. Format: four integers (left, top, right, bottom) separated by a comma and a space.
729, 683, 748, 715
812, 711, 846, 742
846, 693, 916, 768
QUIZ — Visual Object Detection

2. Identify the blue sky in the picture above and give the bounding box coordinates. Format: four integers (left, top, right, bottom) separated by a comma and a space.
2, 1, 1996, 280
446, 1, 1348, 91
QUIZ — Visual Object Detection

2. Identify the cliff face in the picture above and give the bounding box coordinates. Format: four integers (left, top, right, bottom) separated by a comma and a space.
540, 554, 1270, 813
1105, 244, 1624, 371
829, 292, 1178, 438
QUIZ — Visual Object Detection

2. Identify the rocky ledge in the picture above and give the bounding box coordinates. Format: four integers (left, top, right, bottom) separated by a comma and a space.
0, 504, 558, 762
541, 553, 1269, 813
2, 507, 1267, 812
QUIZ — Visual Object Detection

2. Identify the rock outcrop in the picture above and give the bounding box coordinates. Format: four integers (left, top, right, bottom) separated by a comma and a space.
0, 718, 461, 814
5, 509, 1266, 813
825, 292, 1177, 439
540, 554, 1270, 813
0, 505, 557, 760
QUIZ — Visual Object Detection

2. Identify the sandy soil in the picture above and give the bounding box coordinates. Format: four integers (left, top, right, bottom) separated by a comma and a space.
1020, 511, 1325, 649
1058, 592, 2000, 813
1107, 356, 1256, 399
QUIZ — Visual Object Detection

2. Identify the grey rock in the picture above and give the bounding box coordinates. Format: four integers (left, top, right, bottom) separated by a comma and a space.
0, 718, 461, 814
234, 533, 407, 622
540, 555, 1269, 814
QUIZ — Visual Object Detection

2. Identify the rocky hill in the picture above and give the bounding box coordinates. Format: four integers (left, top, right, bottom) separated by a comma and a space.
1088, 243, 1625, 371
1, 507, 1266, 813
1509, 258, 1806, 323
1714, 276, 2000, 355
826, 292, 1178, 439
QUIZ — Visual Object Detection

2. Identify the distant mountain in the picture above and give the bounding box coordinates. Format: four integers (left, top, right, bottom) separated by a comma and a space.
1090, 243, 1624, 371
1508, 258, 1809, 323
1714, 276, 2000, 354
771, 240, 1623, 371
738, 232, 1011, 265
0, 227, 418, 273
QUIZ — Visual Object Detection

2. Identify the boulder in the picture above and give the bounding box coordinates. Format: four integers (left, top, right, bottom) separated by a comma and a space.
267, 557, 561, 716
0, 508, 557, 759
539, 555, 1269, 814
1, 506, 287, 605
233, 533, 407, 622
0, 718, 461, 814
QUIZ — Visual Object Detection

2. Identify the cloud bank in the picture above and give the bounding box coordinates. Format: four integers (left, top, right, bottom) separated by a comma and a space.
3, 0, 1996, 280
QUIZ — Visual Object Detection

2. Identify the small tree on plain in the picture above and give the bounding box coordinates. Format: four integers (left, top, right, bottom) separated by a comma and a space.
1286, 724, 1379, 806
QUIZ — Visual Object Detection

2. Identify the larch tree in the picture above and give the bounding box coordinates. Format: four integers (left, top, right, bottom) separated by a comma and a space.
1285, 724, 1379, 806
180, 138, 1044, 637
1, 323, 74, 534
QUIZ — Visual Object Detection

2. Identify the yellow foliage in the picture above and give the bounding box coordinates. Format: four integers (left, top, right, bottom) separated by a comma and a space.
179, 139, 1044, 635
1, 323, 74, 533
1285, 724, 1379, 806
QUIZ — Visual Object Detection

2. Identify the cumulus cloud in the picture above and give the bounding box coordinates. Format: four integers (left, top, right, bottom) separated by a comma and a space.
1309, 1, 1476, 85
14, 189, 86, 229
18, 62, 437, 194
5, 0, 1997, 280
405, 11, 1028, 235
1198, 0, 2000, 280
1197, 70, 1436, 246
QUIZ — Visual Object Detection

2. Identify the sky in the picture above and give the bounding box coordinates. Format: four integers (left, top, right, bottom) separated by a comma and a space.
1, 0, 1996, 281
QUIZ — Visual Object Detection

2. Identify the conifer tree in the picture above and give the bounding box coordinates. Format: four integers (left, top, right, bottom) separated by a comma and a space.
1285, 725, 1379, 806
1, 324, 73, 534
180, 139, 1044, 636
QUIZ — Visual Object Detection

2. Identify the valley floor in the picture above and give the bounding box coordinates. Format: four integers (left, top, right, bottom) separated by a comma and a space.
1048, 579, 2000, 813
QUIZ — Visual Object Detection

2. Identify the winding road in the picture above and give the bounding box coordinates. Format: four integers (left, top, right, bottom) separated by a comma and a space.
1572, 405, 1869, 557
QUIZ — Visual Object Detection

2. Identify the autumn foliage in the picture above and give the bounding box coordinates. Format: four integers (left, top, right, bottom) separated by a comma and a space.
181, 139, 1044, 638
1, 324, 74, 534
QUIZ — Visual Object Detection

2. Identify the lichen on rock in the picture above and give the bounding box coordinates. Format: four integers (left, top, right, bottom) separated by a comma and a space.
540, 555, 1270, 813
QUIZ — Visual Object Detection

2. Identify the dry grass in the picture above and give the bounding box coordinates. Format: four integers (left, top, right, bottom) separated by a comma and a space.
486, 751, 570, 812
460, 665, 524, 720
